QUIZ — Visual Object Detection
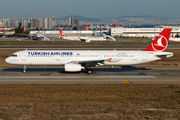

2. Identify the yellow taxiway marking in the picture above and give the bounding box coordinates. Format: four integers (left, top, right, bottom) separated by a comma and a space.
123, 80, 130, 84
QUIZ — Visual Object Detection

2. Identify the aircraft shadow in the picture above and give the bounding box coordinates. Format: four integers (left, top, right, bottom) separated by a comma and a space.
1, 66, 150, 73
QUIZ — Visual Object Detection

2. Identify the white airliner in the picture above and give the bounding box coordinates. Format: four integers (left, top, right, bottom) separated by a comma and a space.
15, 25, 50, 41
29, 25, 50, 41
169, 35, 180, 42
59, 30, 116, 42
152, 35, 180, 42
59, 24, 90, 41
59, 30, 80, 41
5, 28, 173, 74
79, 32, 116, 42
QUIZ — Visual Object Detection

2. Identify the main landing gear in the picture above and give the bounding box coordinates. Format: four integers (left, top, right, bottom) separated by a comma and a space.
86, 68, 92, 74
23, 65, 26, 73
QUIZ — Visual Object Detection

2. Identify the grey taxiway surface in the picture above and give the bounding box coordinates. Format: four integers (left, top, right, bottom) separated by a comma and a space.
0, 67, 179, 84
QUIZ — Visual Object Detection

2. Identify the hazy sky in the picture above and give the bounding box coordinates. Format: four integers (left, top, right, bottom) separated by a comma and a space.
0, 0, 179, 19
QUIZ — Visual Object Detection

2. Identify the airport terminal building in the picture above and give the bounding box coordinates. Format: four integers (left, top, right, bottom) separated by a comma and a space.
109, 26, 180, 37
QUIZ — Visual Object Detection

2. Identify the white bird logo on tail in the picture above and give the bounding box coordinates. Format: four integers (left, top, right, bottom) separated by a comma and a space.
154, 36, 165, 47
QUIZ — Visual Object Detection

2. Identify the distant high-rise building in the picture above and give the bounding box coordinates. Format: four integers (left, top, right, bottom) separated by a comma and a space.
52, 16, 56, 29
48, 18, 52, 29
31, 18, 38, 28
1, 17, 54, 29
69, 17, 71, 26
38, 19, 43, 28
23, 19, 31, 27
74, 19, 79, 28
14, 19, 20, 27
44, 18, 48, 29
69, 16, 74, 26
0, 20, 2, 27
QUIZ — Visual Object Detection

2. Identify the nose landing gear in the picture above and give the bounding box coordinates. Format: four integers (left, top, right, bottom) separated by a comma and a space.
23, 65, 26, 73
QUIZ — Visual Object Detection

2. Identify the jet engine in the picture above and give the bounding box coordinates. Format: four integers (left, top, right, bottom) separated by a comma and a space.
64, 63, 84, 72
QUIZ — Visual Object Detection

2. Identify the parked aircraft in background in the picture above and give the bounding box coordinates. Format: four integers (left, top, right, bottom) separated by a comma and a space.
59, 30, 116, 42
59, 30, 80, 41
5, 28, 173, 74
59, 24, 90, 41
169, 35, 180, 42
15, 25, 50, 41
0, 26, 14, 31
152, 35, 180, 42
79, 32, 116, 42
29, 25, 50, 41
3, 26, 14, 30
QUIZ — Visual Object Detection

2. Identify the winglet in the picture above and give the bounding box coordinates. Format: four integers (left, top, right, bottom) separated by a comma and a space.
143, 28, 171, 52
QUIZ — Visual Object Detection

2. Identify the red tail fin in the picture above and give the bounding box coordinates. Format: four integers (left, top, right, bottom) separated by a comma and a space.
0, 27, 3, 31
24, 27, 27, 32
59, 30, 67, 37
113, 24, 116, 28
144, 28, 171, 52
83, 24, 89, 30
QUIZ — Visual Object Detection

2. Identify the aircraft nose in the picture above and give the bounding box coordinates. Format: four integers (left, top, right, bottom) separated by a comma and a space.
5, 57, 11, 64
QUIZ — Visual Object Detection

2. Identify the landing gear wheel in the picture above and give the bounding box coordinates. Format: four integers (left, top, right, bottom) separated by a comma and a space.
88, 70, 92, 74
86, 68, 92, 74
22, 65, 26, 73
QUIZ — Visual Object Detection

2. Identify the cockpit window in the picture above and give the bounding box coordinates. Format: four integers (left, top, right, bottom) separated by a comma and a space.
11, 54, 17, 57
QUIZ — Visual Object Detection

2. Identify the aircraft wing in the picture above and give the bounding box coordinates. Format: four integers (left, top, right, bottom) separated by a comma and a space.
70, 59, 104, 64
40, 35, 50, 41
14, 33, 31, 37
69, 57, 122, 66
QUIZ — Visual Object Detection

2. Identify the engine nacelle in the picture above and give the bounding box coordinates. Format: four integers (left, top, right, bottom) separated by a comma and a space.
64, 63, 84, 72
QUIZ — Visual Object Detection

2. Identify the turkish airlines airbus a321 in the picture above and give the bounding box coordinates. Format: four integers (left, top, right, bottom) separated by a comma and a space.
5, 28, 173, 74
